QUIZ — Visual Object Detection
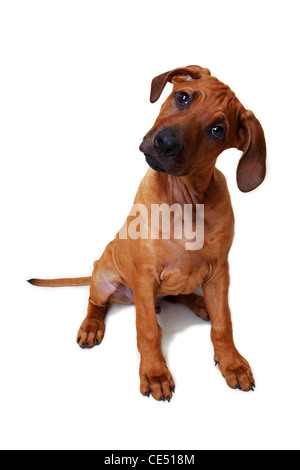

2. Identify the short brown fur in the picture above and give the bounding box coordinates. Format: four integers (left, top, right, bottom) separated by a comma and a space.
29, 66, 266, 401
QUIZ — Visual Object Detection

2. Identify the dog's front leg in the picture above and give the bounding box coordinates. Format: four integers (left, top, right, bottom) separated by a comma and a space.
203, 263, 255, 392
133, 274, 175, 402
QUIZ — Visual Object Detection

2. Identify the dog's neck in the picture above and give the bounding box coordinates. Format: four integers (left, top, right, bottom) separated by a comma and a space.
164, 165, 216, 205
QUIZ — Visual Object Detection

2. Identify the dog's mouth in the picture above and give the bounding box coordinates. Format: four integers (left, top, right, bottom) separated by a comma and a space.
144, 152, 188, 177
144, 154, 166, 173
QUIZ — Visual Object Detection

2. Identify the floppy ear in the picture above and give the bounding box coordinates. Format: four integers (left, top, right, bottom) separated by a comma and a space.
235, 110, 267, 192
150, 65, 211, 103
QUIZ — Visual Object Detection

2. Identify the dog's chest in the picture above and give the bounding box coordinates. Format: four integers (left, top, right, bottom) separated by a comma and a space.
158, 217, 233, 296
157, 246, 209, 296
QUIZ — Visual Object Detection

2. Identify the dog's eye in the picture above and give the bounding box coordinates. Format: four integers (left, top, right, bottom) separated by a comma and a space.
211, 125, 225, 138
176, 92, 190, 106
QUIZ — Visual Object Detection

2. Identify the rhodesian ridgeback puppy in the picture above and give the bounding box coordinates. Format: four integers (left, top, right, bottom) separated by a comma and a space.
29, 65, 267, 401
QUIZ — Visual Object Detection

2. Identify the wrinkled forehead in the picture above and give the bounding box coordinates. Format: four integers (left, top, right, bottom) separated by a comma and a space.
173, 75, 237, 109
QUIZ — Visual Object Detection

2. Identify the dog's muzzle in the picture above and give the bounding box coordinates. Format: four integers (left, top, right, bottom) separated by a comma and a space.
140, 127, 184, 174
154, 128, 182, 158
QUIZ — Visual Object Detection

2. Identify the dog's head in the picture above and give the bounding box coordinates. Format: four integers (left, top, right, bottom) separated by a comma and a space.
139, 65, 266, 192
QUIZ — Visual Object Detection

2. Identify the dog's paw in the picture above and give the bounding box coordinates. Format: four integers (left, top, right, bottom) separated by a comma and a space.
194, 304, 210, 321
189, 294, 210, 321
215, 351, 255, 392
76, 318, 105, 349
140, 359, 175, 402
170, 294, 210, 321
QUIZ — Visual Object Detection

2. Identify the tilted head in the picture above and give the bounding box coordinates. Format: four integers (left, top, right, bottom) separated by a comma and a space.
139, 65, 267, 192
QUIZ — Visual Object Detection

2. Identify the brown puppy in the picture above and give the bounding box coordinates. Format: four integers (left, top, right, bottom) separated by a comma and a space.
29, 65, 266, 401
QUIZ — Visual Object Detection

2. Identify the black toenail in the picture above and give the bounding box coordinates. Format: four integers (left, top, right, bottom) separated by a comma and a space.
166, 396, 171, 402
236, 384, 241, 390
144, 391, 150, 397
160, 396, 165, 402
171, 386, 175, 393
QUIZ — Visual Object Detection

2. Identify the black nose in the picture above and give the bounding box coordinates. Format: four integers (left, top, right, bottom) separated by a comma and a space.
154, 128, 182, 158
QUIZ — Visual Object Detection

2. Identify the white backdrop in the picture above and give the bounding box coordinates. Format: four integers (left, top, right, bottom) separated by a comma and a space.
1, 0, 299, 450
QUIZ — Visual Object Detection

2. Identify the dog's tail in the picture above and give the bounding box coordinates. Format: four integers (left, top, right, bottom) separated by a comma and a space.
27, 277, 91, 287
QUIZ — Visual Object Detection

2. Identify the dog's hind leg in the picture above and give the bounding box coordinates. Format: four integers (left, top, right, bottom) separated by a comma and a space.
77, 301, 108, 348
77, 242, 134, 349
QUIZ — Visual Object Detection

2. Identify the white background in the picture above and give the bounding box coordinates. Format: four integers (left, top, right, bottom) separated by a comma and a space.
0, 0, 299, 451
